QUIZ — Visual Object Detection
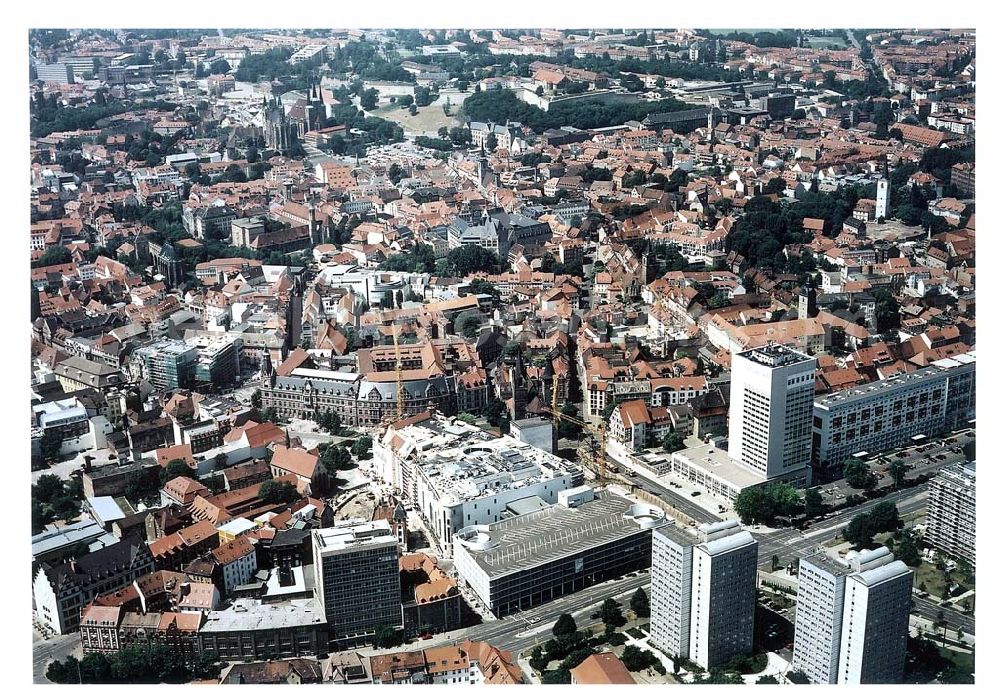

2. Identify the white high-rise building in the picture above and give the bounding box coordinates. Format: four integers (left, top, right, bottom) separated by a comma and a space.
838, 549, 912, 684
792, 553, 854, 683
649, 523, 697, 659
729, 344, 816, 485
792, 548, 912, 684
925, 462, 976, 567
875, 178, 890, 221
650, 520, 758, 670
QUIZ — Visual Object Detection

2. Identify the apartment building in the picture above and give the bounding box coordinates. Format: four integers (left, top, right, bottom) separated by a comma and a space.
812, 352, 975, 473
607, 398, 672, 452
212, 535, 258, 597
649, 523, 697, 660
650, 520, 758, 670
837, 549, 913, 684
791, 553, 854, 683
32, 538, 155, 634
925, 462, 976, 566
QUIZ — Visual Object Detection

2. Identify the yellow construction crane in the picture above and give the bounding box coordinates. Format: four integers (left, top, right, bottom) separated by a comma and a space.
546, 373, 616, 487
394, 323, 405, 422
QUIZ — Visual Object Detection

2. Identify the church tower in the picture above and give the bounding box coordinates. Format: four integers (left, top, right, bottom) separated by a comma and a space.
308, 199, 319, 246
798, 285, 817, 319
875, 177, 890, 221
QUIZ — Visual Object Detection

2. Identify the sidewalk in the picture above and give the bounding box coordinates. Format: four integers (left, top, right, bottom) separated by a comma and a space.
742, 652, 791, 684
911, 616, 975, 648
621, 626, 700, 682
517, 656, 541, 684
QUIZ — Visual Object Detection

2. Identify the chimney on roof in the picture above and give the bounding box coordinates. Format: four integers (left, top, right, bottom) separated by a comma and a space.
83, 455, 94, 472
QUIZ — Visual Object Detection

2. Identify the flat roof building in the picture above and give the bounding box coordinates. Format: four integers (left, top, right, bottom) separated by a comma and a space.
791, 553, 854, 684
729, 344, 816, 486
31, 518, 109, 563
376, 414, 582, 554
837, 549, 913, 684
136, 339, 198, 391
669, 441, 767, 507
452, 491, 664, 616
198, 597, 328, 661
793, 548, 912, 684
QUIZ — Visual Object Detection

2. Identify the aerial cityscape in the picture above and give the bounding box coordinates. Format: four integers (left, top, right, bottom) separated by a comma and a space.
29, 26, 975, 685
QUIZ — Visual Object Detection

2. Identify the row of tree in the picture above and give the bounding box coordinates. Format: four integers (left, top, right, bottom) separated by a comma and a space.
46, 645, 218, 684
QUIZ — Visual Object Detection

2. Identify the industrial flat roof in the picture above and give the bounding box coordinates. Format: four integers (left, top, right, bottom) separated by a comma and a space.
654, 522, 700, 548
505, 496, 549, 516
394, 418, 579, 506
851, 560, 912, 588
671, 444, 766, 490
200, 597, 326, 632
31, 518, 106, 557
456, 493, 661, 578
700, 529, 756, 557
736, 343, 813, 368
88, 496, 126, 524
313, 519, 397, 554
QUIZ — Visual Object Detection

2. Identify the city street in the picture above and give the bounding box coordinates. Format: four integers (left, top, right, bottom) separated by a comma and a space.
32, 631, 80, 684
628, 473, 721, 525
912, 594, 975, 636
418, 573, 651, 654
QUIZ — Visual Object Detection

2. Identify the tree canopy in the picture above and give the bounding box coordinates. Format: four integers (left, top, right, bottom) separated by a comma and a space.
630, 587, 650, 618
258, 480, 301, 504
462, 87, 695, 132
552, 613, 577, 639
733, 483, 802, 526
843, 458, 878, 491
446, 245, 499, 276
160, 459, 197, 485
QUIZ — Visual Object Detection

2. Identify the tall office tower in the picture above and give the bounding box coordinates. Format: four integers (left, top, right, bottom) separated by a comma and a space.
837, 548, 913, 684
793, 548, 912, 684
925, 462, 976, 567
875, 177, 890, 220
729, 345, 817, 485
650, 520, 758, 670
792, 554, 854, 683
312, 519, 402, 647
